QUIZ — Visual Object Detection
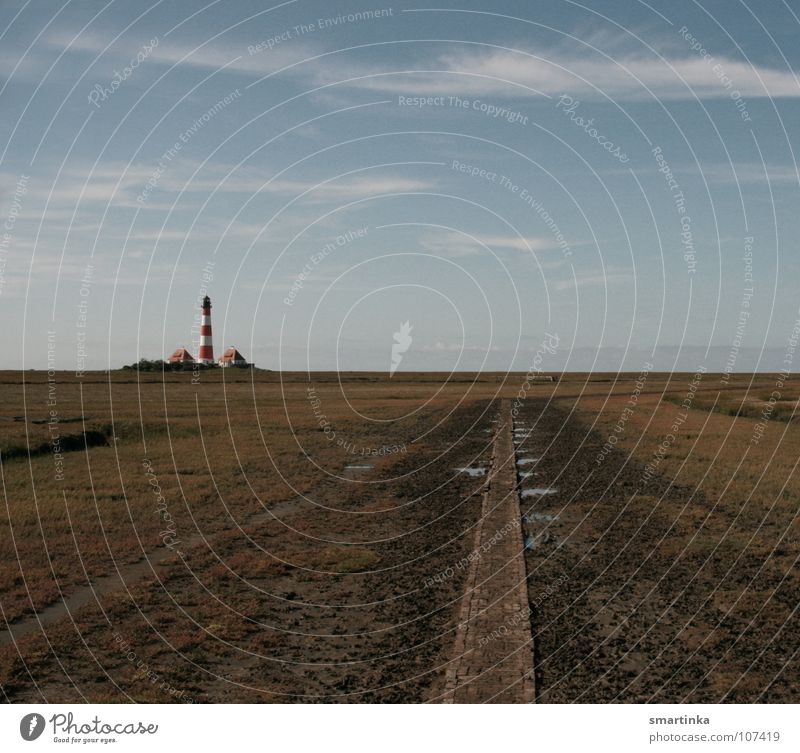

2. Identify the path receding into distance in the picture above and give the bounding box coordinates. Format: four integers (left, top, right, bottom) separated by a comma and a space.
442, 400, 535, 703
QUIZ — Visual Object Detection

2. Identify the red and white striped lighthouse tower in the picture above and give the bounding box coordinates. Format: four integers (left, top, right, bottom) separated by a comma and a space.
197, 295, 215, 365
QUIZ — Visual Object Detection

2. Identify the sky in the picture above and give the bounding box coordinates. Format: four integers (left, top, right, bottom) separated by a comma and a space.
1, 0, 799, 372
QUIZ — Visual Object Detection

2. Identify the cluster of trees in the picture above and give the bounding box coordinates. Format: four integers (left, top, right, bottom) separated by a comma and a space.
122, 358, 195, 371
122, 359, 256, 371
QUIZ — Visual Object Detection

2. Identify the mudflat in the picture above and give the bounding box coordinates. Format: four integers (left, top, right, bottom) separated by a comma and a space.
0, 371, 796, 702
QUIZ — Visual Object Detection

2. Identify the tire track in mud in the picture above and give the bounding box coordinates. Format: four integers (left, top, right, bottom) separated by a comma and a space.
516, 397, 693, 702
512, 398, 792, 702
0, 493, 316, 648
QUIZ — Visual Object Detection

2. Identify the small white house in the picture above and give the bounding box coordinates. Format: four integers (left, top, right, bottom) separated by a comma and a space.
218, 346, 248, 367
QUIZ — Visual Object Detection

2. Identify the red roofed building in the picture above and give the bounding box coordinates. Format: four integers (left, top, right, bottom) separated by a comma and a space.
169, 347, 195, 364
218, 346, 248, 367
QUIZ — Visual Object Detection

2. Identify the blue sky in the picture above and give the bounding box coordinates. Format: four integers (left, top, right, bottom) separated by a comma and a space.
1, 0, 799, 371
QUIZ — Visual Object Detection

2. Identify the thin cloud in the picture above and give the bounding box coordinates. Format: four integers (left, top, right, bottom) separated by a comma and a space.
554, 271, 634, 291
42, 26, 800, 101
44, 28, 800, 101
13, 162, 436, 215
421, 231, 568, 258
311, 48, 800, 100
445, 49, 800, 99
45, 30, 316, 78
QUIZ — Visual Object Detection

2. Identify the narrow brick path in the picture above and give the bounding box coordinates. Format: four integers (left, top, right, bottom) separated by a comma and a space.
442, 400, 535, 703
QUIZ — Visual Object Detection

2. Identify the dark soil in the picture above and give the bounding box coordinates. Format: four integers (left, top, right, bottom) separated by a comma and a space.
515, 399, 800, 703
0, 400, 498, 702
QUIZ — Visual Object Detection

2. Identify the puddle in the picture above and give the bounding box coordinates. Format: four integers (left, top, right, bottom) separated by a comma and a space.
518, 471, 534, 479
524, 512, 557, 523
521, 487, 558, 498
516, 457, 540, 466
345, 464, 373, 470
455, 466, 486, 477
525, 531, 553, 550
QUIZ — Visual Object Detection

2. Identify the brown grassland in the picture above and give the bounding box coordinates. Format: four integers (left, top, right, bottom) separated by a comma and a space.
0, 369, 797, 702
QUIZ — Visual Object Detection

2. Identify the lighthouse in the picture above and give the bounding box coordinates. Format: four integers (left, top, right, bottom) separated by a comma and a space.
197, 295, 215, 364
